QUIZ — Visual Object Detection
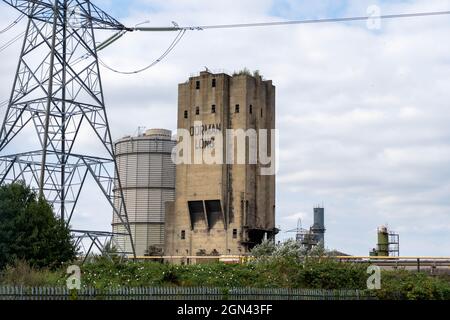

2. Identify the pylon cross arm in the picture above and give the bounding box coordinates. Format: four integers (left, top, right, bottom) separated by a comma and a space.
2, 0, 127, 31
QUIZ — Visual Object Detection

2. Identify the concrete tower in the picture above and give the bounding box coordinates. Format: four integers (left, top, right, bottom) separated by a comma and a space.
165, 70, 277, 260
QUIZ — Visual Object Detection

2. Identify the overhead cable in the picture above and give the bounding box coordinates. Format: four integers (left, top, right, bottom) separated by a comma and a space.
130, 10, 450, 32
0, 14, 24, 34
98, 29, 186, 75
0, 31, 26, 53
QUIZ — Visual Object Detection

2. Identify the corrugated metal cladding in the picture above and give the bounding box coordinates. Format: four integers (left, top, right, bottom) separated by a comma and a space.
113, 224, 165, 256
112, 129, 176, 256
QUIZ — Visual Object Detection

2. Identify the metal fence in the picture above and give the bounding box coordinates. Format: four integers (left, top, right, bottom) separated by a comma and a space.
0, 286, 377, 300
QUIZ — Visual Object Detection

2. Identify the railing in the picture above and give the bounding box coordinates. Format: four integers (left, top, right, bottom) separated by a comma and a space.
188, 69, 232, 78
0, 286, 376, 300
131, 255, 450, 268
128, 256, 450, 274
334, 256, 450, 272
131, 255, 250, 264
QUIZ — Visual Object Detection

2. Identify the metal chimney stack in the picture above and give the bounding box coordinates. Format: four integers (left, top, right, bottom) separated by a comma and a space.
311, 207, 326, 246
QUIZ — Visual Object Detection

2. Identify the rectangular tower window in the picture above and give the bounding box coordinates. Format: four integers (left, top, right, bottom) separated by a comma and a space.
181, 230, 186, 240
233, 229, 238, 239
212, 79, 216, 88
205, 200, 224, 229
196, 107, 200, 115
249, 105, 253, 114
261, 108, 263, 118
196, 81, 200, 90
184, 110, 188, 119
211, 105, 216, 114
235, 104, 240, 113
188, 201, 205, 230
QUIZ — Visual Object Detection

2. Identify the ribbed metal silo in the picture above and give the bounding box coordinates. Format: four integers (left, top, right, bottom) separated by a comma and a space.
112, 129, 176, 256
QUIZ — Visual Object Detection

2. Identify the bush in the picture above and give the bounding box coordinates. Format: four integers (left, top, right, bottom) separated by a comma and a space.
251, 240, 277, 259
232, 68, 251, 76
297, 258, 368, 290
249, 240, 368, 289
0, 183, 77, 269
80, 258, 167, 289
377, 270, 450, 300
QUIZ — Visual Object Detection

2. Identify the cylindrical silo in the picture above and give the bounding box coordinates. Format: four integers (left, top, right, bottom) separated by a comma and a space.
377, 226, 389, 257
112, 129, 176, 256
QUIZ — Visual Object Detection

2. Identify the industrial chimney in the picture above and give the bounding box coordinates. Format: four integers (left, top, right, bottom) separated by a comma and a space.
311, 207, 326, 246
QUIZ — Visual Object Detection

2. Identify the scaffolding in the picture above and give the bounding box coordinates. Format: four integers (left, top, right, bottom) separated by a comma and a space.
388, 231, 400, 257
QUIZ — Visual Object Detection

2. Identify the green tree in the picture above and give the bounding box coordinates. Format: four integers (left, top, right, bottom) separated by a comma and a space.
0, 182, 77, 269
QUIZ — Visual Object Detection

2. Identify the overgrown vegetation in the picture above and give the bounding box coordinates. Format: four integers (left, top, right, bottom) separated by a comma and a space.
1, 255, 367, 290
2, 257, 448, 300
232, 68, 263, 78
0, 236, 448, 300
0, 260, 63, 286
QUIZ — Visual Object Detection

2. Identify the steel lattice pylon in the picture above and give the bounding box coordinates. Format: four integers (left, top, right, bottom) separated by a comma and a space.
0, 0, 135, 257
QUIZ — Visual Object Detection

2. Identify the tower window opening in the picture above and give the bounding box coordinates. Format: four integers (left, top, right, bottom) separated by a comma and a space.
212, 79, 216, 88
184, 110, 188, 119
196, 107, 200, 115
212, 105, 216, 114
196, 81, 200, 90
235, 104, 240, 113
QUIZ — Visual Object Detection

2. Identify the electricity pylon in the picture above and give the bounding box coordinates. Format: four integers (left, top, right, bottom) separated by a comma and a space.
0, 0, 135, 257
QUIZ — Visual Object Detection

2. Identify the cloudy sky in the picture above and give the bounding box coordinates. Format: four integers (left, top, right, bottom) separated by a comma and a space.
1, 0, 450, 256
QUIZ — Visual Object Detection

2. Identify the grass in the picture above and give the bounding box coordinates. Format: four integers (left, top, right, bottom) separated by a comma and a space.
0, 260, 64, 286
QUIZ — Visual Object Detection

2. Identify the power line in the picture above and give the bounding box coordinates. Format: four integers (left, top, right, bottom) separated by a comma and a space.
131, 10, 450, 32
0, 14, 26, 53
98, 29, 186, 74
94, 9, 450, 75
0, 14, 24, 34
0, 31, 25, 53
1, 9, 448, 78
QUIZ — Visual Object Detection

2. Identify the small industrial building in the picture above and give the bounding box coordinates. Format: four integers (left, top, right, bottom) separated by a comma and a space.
288, 206, 326, 251
370, 225, 400, 257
